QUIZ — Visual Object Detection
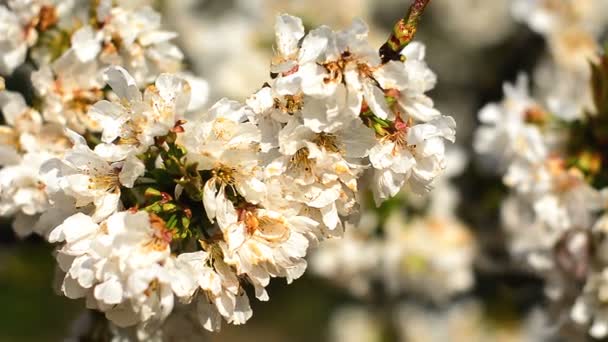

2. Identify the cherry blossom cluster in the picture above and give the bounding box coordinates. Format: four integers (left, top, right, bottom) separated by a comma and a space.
0, 0, 206, 238
0, 0, 454, 339
475, 0, 608, 338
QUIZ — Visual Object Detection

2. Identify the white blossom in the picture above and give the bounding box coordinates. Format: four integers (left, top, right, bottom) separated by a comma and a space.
42, 130, 144, 222
91, 66, 190, 161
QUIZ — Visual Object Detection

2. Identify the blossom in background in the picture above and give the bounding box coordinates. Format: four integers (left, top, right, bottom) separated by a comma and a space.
474, 74, 548, 170
310, 147, 476, 303
328, 306, 384, 342
475, 0, 608, 338
512, 0, 605, 121
397, 301, 552, 342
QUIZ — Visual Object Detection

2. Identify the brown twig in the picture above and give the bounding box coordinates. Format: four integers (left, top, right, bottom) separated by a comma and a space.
379, 0, 431, 63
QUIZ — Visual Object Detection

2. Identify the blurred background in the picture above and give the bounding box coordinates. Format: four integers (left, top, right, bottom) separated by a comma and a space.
0, 0, 568, 340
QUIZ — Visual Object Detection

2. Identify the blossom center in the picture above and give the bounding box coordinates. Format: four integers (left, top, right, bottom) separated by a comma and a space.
289, 147, 313, 173
88, 169, 120, 193
212, 166, 237, 185
313, 133, 341, 153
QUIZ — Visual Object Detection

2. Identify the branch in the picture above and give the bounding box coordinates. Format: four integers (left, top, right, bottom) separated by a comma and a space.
379, 0, 431, 63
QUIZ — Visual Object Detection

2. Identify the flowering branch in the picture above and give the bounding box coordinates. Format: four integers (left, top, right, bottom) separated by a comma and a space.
379, 0, 431, 63
0, 1, 454, 338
